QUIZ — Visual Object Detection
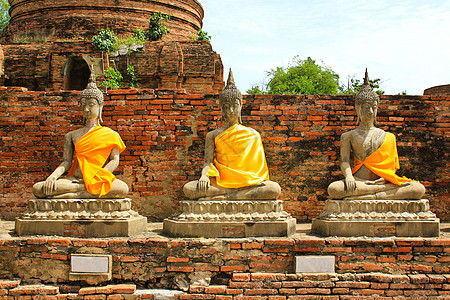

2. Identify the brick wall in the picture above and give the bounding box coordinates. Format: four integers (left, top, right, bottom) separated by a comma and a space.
424, 84, 450, 96
0, 236, 449, 295
2, 41, 224, 93
0, 88, 448, 221
1, 273, 450, 299
2, 42, 99, 91
2, 0, 203, 43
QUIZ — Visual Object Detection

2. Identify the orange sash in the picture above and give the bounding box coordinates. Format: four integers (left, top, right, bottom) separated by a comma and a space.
207, 123, 270, 188
68, 125, 126, 196
352, 132, 412, 185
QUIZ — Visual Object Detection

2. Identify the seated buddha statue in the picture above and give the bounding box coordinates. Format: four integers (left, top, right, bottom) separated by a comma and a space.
32, 71, 129, 199
183, 70, 281, 200
327, 70, 425, 200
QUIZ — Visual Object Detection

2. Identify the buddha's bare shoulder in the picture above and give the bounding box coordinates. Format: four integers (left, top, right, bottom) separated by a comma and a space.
206, 128, 223, 140
373, 127, 386, 135
341, 130, 356, 140
342, 127, 386, 138
64, 127, 87, 142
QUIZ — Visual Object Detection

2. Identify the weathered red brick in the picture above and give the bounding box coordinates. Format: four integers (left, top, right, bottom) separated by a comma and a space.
71, 239, 108, 248
226, 288, 243, 295
215, 296, 232, 300
179, 294, 215, 299
119, 256, 141, 263
199, 248, 217, 255
167, 266, 195, 272
167, 257, 190, 263
9, 285, 58, 296
232, 274, 250, 282
335, 282, 371, 289
390, 283, 423, 289
282, 282, 316, 288
0, 281, 20, 290
409, 274, 430, 284
244, 289, 278, 295
351, 289, 385, 295
47, 239, 71, 246
189, 286, 204, 293
78, 287, 99, 295
295, 288, 331, 295
221, 265, 245, 272
26, 238, 48, 245
251, 274, 286, 281
229, 282, 264, 289
84, 295, 107, 300
242, 242, 263, 250
204, 286, 226, 294
264, 239, 294, 246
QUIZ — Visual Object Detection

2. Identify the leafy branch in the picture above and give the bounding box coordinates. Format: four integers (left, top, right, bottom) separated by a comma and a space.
190, 29, 211, 43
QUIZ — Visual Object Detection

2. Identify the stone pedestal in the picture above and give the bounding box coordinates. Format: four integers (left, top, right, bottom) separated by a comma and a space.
311, 199, 440, 237
15, 198, 147, 237
163, 200, 296, 238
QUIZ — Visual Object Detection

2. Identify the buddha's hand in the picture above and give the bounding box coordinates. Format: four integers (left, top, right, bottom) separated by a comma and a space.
344, 175, 356, 193
197, 175, 210, 194
400, 181, 411, 186
366, 178, 386, 185
43, 175, 57, 195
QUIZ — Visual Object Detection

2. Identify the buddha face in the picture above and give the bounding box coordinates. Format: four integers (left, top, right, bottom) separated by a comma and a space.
357, 101, 378, 124
81, 97, 102, 122
221, 99, 241, 123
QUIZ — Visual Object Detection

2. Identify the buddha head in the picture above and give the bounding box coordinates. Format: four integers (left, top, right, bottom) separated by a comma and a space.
355, 69, 379, 126
80, 67, 104, 123
219, 69, 242, 124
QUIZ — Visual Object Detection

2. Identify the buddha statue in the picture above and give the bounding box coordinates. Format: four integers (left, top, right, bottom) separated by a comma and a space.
327, 70, 425, 200
32, 71, 129, 199
183, 70, 281, 200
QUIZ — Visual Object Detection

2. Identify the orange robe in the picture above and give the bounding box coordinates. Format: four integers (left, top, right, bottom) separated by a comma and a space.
207, 123, 270, 188
352, 132, 412, 185
68, 125, 126, 196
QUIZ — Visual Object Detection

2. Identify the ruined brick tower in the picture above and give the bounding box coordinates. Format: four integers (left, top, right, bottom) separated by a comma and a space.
0, 0, 224, 93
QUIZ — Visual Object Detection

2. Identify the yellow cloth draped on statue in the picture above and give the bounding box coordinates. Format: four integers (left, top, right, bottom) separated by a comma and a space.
68, 125, 126, 196
352, 132, 412, 185
207, 123, 270, 188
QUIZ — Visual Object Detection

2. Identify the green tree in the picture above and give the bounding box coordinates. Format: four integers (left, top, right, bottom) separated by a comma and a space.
247, 56, 341, 95
0, 0, 10, 32
100, 67, 124, 90
342, 76, 385, 95
147, 12, 171, 41
92, 29, 118, 53
247, 85, 265, 95
190, 29, 211, 43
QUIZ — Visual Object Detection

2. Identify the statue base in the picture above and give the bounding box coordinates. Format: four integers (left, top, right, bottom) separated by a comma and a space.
15, 198, 147, 237
311, 199, 440, 237
163, 199, 296, 238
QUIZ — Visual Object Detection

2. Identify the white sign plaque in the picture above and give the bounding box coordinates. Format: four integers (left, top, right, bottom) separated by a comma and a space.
71, 255, 110, 274
295, 256, 335, 273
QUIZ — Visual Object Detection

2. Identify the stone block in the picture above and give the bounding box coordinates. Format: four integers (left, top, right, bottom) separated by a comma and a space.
163, 219, 296, 238
15, 198, 147, 237
15, 216, 147, 237
312, 218, 440, 237
163, 199, 296, 238
312, 199, 440, 237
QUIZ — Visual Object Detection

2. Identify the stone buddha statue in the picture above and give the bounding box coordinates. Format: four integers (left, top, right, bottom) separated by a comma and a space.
327, 70, 425, 200
183, 70, 281, 200
32, 72, 129, 199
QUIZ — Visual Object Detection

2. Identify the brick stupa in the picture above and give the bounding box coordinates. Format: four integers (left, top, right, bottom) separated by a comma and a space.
0, 0, 224, 93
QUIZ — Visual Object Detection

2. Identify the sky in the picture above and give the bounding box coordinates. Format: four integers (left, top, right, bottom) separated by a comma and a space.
200, 0, 450, 95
